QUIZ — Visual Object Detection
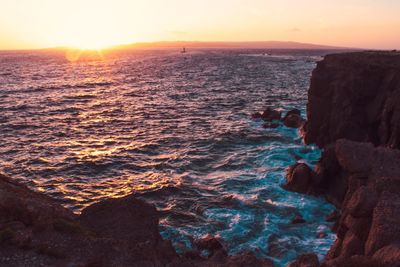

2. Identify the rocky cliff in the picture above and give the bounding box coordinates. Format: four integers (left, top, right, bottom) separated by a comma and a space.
287, 51, 400, 267
304, 51, 400, 148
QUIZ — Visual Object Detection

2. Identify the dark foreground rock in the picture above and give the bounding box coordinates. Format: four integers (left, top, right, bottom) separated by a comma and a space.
286, 253, 319, 267
0, 173, 275, 267
288, 51, 400, 267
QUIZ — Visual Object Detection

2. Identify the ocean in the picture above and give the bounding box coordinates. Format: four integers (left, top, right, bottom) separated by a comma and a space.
0, 48, 336, 266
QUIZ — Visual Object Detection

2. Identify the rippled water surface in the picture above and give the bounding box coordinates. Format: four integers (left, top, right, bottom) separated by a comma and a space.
0, 49, 336, 265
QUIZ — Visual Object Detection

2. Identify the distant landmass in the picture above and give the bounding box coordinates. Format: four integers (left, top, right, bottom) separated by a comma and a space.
112, 41, 352, 50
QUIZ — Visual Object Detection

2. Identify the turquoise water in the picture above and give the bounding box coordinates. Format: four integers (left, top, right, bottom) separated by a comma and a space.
0, 49, 335, 265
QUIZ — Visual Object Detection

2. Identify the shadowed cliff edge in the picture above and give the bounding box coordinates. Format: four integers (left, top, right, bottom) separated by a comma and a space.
286, 51, 400, 266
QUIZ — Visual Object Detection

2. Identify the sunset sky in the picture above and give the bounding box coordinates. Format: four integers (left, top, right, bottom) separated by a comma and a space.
1, 0, 399, 50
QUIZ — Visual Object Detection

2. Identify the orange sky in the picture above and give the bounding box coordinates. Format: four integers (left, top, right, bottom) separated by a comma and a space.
1, 0, 399, 50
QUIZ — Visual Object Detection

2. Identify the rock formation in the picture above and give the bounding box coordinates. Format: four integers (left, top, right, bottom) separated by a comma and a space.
304, 51, 400, 148
287, 51, 400, 267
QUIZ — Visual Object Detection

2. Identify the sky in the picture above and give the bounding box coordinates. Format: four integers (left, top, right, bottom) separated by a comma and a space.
0, 0, 399, 50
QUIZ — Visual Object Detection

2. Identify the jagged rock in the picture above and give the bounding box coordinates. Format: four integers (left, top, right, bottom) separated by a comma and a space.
286, 253, 319, 267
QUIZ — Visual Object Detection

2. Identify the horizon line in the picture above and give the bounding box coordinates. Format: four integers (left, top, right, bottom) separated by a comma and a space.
0, 40, 365, 52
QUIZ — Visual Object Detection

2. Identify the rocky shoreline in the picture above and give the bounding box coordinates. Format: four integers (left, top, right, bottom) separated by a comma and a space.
0, 173, 276, 267
1, 51, 399, 266
286, 51, 400, 266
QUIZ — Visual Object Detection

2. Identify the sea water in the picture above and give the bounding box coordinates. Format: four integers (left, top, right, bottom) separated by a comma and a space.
0, 49, 336, 266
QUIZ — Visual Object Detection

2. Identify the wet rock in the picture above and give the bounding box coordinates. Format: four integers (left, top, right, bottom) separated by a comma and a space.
283, 114, 305, 128
284, 163, 315, 194
291, 215, 306, 224
286, 253, 319, 267
261, 107, 281, 121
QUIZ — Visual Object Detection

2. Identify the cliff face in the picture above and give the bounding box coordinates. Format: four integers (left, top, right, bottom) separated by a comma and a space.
304, 52, 400, 149
290, 52, 400, 267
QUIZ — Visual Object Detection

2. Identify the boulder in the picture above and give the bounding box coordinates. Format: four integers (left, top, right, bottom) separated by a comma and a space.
283, 114, 305, 128
80, 195, 161, 245
261, 108, 282, 121
284, 163, 315, 194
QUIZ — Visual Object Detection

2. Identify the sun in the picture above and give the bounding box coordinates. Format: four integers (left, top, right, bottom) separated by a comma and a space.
64, 34, 117, 51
